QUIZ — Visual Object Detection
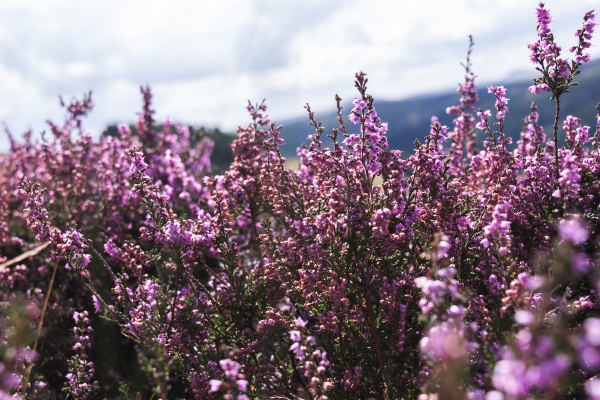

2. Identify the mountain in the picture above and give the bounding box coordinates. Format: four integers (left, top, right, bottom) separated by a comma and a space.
276, 59, 600, 157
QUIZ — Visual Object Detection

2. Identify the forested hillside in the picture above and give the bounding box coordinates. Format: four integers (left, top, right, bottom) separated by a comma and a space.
277, 59, 600, 157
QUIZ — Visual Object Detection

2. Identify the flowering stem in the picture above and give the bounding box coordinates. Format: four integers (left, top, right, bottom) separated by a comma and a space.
288, 351, 311, 398
167, 253, 183, 334
365, 293, 389, 399
21, 260, 59, 398
553, 94, 561, 182
87, 242, 117, 282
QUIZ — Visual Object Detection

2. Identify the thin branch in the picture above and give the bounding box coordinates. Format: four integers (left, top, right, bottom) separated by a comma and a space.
87, 241, 117, 281
0, 242, 50, 272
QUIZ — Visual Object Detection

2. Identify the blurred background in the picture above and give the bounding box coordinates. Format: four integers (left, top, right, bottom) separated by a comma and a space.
0, 0, 598, 155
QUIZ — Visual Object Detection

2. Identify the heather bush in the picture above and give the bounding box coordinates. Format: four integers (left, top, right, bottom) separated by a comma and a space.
0, 3, 599, 399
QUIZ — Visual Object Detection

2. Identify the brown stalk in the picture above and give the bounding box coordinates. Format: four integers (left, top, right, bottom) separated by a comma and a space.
21, 260, 58, 398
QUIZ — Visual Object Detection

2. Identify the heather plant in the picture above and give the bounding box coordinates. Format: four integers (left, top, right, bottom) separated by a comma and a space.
0, 3, 599, 400
0, 87, 214, 398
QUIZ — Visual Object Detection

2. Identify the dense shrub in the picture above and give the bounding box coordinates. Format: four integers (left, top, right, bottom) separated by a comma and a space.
0, 3, 599, 399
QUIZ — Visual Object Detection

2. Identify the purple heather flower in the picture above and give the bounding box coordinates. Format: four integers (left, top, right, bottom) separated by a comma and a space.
236, 379, 248, 392
81, 253, 92, 267
420, 321, 468, 360
573, 10, 596, 65
526, 354, 571, 388
289, 342, 304, 357
353, 98, 368, 110
518, 272, 532, 288
103, 241, 119, 258
448, 304, 465, 317
91, 295, 102, 313
293, 316, 307, 327
488, 86, 509, 124
466, 389, 485, 400
492, 359, 528, 396
209, 379, 222, 392
536, 4, 552, 37
2, 372, 21, 390
572, 253, 592, 275
117, 122, 131, 136
130, 151, 149, 173
515, 310, 535, 326
415, 277, 447, 305
219, 359, 241, 380
575, 53, 592, 63
437, 235, 452, 258
576, 125, 590, 143
437, 267, 456, 279
585, 319, 600, 346
349, 110, 361, 124
290, 330, 301, 342
484, 391, 503, 400
476, 110, 491, 130
579, 344, 600, 370
344, 134, 361, 146
587, 378, 600, 399
528, 83, 551, 94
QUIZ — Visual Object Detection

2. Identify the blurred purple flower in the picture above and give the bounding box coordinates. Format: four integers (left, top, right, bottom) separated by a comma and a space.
558, 217, 589, 245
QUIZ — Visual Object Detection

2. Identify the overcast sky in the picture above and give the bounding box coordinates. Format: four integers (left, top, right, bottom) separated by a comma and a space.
0, 0, 598, 151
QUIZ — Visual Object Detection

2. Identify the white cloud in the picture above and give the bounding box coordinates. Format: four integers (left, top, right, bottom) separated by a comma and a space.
0, 0, 598, 152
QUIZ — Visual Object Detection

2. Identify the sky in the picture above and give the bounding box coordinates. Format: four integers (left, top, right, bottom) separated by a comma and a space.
0, 0, 598, 151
